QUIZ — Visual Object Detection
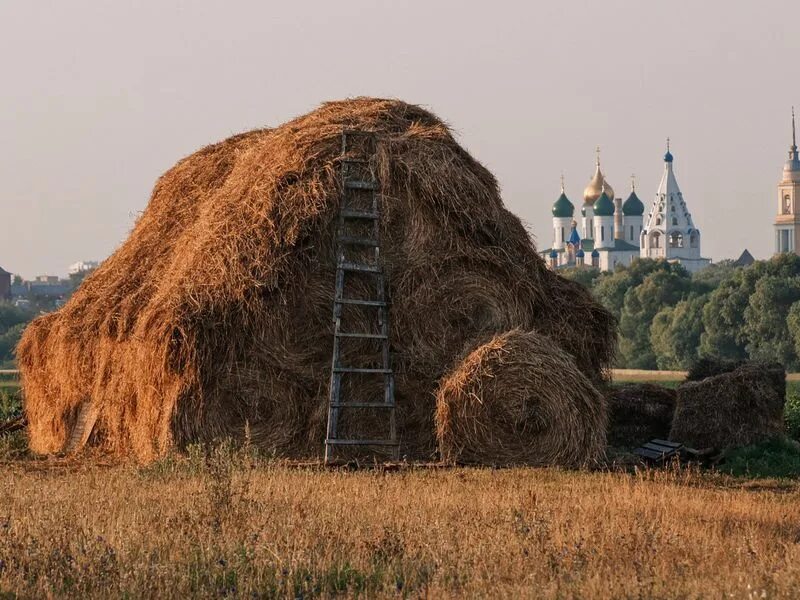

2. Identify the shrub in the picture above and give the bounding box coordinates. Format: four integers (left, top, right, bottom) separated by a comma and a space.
719, 437, 800, 479
785, 390, 800, 440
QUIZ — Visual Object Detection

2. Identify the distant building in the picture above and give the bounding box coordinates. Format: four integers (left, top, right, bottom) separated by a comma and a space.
639, 142, 711, 273
67, 260, 99, 275
734, 249, 755, 267
542, 144, 710, 273
775, 108, 800, 254
0, 267, 10, 300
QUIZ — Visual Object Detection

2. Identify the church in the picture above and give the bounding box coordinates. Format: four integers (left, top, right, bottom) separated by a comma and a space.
541, 144, 710, 273
775, 108, 800, 254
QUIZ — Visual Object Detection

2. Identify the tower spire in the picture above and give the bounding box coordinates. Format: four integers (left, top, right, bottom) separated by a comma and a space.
596, 146, 601, 167
560, 172, 565, 193
792, 107, 797, 157
630, 174, 636, 192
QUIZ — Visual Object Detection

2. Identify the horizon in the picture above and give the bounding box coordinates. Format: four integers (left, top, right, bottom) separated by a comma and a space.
2, 1, 799, 277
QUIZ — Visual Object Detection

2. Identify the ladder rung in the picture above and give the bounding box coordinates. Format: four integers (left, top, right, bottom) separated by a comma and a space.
344, 180, 379, 191
335, 298, 387, 307
329, 402, 395, 409
340, 209, 379, 220
335, 332, 388, 339
325, 439, 399, 447
339, 262, 380, 273
336, 236, 379, 247
333, 367, 392, 374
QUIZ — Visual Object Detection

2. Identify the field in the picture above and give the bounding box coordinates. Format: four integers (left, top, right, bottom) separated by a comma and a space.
2, 374, 800, 598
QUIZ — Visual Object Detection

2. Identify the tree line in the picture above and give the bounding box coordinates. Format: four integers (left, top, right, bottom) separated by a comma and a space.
560, 253, 800, 371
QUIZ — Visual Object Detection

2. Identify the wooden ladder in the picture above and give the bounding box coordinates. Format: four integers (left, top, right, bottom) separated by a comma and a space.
324, 129, 398, 464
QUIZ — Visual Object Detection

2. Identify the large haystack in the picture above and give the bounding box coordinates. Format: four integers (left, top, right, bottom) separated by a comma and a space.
18, 98, 615, 462
670, 363, 786, 449
435, 330, 608, 466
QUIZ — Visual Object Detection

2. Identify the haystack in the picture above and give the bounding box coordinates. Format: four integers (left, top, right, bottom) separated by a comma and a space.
606, 384, 676, 447
18, 98, 615, 462
435, 330, 608, 466
670, 362, 786, 449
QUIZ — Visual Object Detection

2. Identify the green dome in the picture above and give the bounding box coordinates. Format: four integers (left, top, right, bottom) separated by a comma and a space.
622, 191, 645, 216
593, 191, 615, 216
552, 192, 574, 218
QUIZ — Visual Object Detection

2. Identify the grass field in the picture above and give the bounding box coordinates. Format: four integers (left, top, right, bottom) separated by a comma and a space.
1, 453, 799, 599
2, 374, 800, 598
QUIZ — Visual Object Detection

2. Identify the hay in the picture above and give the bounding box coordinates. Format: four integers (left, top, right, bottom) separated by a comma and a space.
606, 384, 676, 447
18, 97, 615, 462
435, 330, 608, 467
670, 362, 786, 450
686, 357, 749, 382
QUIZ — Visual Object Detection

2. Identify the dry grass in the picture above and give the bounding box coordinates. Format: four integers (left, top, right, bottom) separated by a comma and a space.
1, 454, 799, 599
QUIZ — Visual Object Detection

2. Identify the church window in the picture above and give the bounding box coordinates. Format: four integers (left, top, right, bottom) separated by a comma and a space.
656, 215, 663, 226
671, 205, 675, 212
651, 231, 661, 248
784, 195, 792, 214
672, 217, 678, 226
601, 226, 605, 241
690, 232, 699, 248
561, 227, 565, 242
629, 225, 634, 241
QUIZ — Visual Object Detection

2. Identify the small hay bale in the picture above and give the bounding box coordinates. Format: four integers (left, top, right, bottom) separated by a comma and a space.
670, 362, 786, 449
607, 384, 676, 447
435, 329, 607, 467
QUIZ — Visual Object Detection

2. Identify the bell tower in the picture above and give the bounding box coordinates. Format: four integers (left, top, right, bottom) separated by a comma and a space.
775, 107, 800, 254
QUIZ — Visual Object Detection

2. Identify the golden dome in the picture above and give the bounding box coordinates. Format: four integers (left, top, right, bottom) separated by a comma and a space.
583, 165, 614, 204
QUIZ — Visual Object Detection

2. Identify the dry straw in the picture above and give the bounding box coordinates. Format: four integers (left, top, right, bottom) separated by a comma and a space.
670, 362, 786, 449
435, 329, 608, 466
18, 98, 615, 463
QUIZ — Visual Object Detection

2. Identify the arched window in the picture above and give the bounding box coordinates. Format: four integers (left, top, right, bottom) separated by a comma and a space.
651, 231, 661, 248
629, 225, 634, 241
671, 205, 675, 212
601, 226, 605, 241
785, 195, 792, 214
561, 227, 565, 242
672, 217, 678, 226
669, 231, 684, 248
690, 231, 699, 248
656, 215, 663, 226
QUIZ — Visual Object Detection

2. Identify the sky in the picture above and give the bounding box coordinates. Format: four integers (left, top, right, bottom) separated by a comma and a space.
1, 0, 799, 278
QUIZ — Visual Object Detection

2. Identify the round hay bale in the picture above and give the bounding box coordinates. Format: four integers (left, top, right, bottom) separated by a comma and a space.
18, 97, 616, 462
435, 329, 607, 467
670, 362, 786, 449
606, 384, 676, 447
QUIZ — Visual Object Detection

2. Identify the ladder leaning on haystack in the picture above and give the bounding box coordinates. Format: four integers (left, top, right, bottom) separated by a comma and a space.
324, 129, 398, 464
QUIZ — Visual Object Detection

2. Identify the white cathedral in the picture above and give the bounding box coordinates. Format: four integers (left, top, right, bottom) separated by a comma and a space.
542, 144, 711, 273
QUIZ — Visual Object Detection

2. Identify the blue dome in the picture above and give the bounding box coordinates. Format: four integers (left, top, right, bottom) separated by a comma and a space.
591, 249, 599, 257
567, 226, 581, 246
664, 150, 673, 163
549, 249, 558, 258
576, 248, 585, 258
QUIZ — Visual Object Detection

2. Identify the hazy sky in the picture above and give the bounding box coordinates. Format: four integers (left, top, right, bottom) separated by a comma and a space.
2, 1, 799, 277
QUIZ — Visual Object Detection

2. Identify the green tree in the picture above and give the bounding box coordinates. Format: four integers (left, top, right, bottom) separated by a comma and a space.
649, 294, 709, 370
592, 259, 682, 321
558, 266, 601, 289
701, 253, 800, 360
743, 275, 800, 369
618, 268, 693, 368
